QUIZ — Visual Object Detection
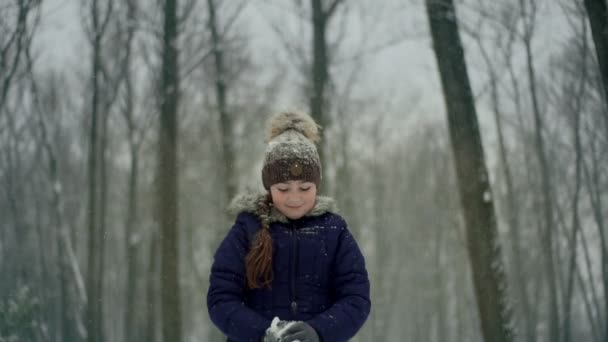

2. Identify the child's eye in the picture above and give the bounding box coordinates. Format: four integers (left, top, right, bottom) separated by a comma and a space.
277, 188, 288, 192
300, 187, 310, 191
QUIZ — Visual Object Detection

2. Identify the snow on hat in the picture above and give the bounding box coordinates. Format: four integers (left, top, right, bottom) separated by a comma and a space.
261, 111, 322, 190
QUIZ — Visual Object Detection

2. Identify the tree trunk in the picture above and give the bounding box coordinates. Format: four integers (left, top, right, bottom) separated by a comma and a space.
577, 195, 603, 340
0, 0, 38, 112
574, 253, 602, 341
526, 30, 560, 342
124, 139, 140, 342
583, 0, 608, 133
335, 107, 356, 238
581, 131, 608, 342
144, 232, 160, 342
121, 1, 139, 341
518, 1, 560, 339
206, 2, 234, 338
562, 22, 588, 342
83, 0, 116, 340
85, 1, 102, 339
158, 0, 182, 340
207, 0, 236, 204
371, 130, 389, 342
477, 36, 534, 342
581, 3, 608, 339
426, 1, 514, 341
507, 41, 540, 342
309, 0, 340, 192
97, 76, 109, 342
434, 226, 447, 342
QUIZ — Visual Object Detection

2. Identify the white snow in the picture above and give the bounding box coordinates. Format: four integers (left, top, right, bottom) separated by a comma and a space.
483, 190, 491, 202
265, 317, 300, 342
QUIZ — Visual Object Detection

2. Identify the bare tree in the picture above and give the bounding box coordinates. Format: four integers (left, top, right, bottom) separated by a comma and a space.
548, 6, 590, 342
207, 0, 238, 205
82, 0, 115, 340
158, 0, 182, 340
0, 0, 40, 112
205, 4, 233, 338
0, 0, 41, 287
517, 1, 561, 340
582, 2, 608, 341
309, 0, 344, 190
583, 0, 608, 126
462, 5, 536, 339
426, 0, 514, 341
580, 88, 608, 342
144, 233, 161, 342
113, 0, 148, 341
26, 40, 89, 339
260, 0, 346, 191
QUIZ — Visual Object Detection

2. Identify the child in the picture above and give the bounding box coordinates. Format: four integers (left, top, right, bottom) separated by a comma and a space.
207, 111, 371, 342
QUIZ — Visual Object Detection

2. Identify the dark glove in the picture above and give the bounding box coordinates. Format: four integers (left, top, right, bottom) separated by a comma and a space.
280, 321, 320, 342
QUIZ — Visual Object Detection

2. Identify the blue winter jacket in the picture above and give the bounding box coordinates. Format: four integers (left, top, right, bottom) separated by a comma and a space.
207, 193, 371, 342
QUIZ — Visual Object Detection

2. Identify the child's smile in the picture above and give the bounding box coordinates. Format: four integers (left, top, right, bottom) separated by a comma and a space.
270, 180, 317, 220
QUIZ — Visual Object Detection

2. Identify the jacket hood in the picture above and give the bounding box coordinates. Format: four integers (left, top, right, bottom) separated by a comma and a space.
228, 191, 337, 223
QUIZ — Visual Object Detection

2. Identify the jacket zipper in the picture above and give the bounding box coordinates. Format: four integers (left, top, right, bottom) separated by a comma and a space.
290, 222, 298, 315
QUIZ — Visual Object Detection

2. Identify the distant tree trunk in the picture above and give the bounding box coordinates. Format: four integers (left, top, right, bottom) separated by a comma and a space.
334, 107, 356, 236
573, 253, 603, 341
583, 0, 608, 126
0, 0, 42, 296
433, 226, 447, 342
562, 20, 589, 342
581, 4, 608, 338
207, 0, 236, 204
474, 32, 534, 342
158, 0, 182, 340
370, 120, 389, 342
581, 127, 608, 342
518, 1, 560, 339
144, 233, 160, 342
29, 70, 86, 341
85, 1, 104, 340
0, 0, 39, 112
206, 2, 237, 339
309, 0, 343, 192
493, 65, 534, 342
3, 104, 28, 288
505, 37, 541, 342
426, 1, 514, 341
120, 1, 140, 341
124, 122, 140, 342
97, 69, 109, 342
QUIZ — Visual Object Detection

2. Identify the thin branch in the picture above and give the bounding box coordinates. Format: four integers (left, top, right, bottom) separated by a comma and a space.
222, 0, 249, 36
324, 0, 345, 18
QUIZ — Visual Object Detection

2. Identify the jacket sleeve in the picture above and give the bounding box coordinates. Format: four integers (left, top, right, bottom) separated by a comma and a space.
306, 221, 371, 342
207, 213, 272, 341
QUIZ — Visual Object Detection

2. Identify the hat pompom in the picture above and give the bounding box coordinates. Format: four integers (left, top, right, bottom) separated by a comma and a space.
266, 111, 320, 143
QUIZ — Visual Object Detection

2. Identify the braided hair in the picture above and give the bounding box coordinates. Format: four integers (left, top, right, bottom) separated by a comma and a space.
245, 193, 274, 288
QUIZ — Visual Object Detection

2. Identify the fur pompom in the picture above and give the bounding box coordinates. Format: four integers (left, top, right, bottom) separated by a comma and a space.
266, 111, 321, 143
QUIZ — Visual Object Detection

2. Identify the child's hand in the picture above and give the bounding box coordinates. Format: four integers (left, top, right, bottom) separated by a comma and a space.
279, 321, 319, 342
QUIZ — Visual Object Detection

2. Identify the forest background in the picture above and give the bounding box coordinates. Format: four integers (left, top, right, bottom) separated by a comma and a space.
1, 0, 608, 341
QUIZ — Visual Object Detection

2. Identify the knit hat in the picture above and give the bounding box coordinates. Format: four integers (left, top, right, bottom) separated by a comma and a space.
261, 111, 322, 190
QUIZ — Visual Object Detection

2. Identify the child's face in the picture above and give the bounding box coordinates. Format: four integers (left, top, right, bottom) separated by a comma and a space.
269, 180, 317, 220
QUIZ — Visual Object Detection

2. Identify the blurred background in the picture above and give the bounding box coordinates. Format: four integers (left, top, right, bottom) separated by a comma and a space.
1, 0, 607, 341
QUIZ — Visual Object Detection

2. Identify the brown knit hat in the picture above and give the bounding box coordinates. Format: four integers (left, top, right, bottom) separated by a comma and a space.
261, 111, 322, 190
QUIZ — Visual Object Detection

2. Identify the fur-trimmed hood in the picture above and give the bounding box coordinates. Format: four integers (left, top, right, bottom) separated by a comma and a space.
228, 191, 337, 223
